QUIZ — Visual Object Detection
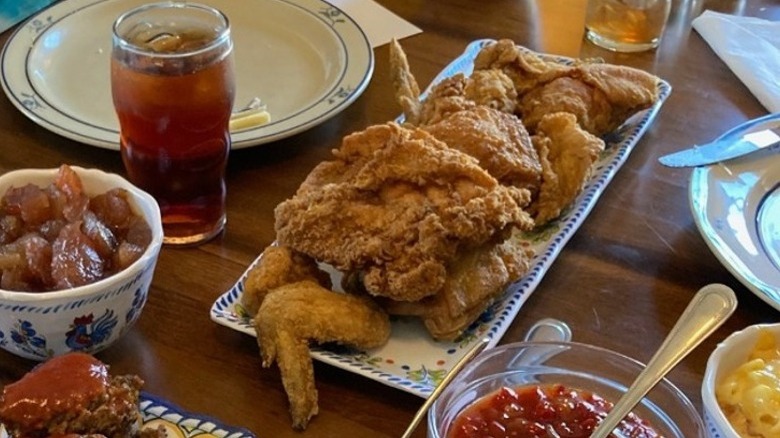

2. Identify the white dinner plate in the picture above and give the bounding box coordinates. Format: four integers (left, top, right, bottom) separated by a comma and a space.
690, 124, 780, 311
211, 39, 672, 398
0, 0, 373, 150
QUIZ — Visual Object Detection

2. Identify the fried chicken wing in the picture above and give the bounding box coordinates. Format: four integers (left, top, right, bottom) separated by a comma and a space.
530, 112, 605, 225
254, 281, 390, 429
241, 245, 332, 315
275, 122, 533, 302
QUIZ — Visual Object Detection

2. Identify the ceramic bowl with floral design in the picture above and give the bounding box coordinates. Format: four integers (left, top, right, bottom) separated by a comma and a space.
0, 166, 163, 360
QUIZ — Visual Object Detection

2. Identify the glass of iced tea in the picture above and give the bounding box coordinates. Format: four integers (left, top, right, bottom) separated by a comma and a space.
584, 0, 671, 52
111, 2, 235, 246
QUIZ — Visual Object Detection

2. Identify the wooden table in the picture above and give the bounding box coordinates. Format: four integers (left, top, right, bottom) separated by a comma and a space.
1, 0, 778, 436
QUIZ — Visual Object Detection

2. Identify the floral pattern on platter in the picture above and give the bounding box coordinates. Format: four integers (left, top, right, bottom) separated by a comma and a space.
140, 392, 255, 438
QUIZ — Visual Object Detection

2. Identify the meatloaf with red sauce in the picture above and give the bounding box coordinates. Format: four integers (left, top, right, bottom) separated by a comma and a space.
0, 353, 163, 438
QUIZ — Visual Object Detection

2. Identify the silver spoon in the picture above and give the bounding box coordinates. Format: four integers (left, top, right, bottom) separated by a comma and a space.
589, 283, 737, 438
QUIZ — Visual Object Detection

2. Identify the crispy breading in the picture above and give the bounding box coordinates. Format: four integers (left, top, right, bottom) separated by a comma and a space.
473, 39, 660, 136
378, 237, 533, 340
254, 281, 390, 429
241, 245, 331, 316
389, 38, 422, 125
415, 70, 518, 126
530, 112, 605, 225
473, 39, 575, 95
274, 122, 533, 302
423, 106, 542, 193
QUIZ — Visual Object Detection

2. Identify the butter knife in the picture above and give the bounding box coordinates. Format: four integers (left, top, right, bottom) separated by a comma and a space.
658, 113, 780, 168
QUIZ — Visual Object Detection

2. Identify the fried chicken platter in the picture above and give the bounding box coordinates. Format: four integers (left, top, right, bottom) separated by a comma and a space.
209, 38, 670, 429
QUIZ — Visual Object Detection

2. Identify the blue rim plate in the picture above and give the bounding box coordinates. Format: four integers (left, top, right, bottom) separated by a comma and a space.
210, 39, 671, 399
139, 392, 255, 438
690, 113, 780, 312
0, 0, 373, 150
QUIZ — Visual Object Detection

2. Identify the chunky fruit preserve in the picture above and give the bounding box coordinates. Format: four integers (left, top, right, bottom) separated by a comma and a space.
448, 384, 662, 438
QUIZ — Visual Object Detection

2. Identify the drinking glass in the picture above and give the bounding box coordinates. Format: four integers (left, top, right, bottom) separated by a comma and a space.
584, 0, 671, 52
111, 2, 235, 245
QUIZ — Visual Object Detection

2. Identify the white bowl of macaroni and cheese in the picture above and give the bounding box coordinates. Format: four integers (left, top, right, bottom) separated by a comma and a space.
702, 323, 780, 438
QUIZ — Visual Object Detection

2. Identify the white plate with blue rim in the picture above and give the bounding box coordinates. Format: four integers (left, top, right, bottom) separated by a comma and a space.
0, 0, 373, 150
690, 114, 780, 312
210, 39, 672, 399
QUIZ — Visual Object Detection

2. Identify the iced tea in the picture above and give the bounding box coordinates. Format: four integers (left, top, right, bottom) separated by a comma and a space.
111, 3, 235, 245
585, 0, 671, 52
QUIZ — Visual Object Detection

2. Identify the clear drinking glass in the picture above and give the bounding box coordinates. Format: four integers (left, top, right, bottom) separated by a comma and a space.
584, 0, 672, 52
111, 2, 235, 246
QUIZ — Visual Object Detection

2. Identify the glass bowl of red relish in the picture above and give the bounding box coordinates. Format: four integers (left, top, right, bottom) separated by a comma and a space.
428, 341, 705, 438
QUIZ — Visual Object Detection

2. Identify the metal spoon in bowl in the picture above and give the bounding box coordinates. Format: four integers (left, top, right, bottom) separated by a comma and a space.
589, 283, 738, 438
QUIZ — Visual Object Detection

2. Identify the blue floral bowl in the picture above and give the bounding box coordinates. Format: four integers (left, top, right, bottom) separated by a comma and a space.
0, 167, 163, 360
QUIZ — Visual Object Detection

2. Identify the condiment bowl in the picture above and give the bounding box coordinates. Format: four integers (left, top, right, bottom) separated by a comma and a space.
0, 166, 163, 360
428, 341, 705, 437
702, 323, 780, 438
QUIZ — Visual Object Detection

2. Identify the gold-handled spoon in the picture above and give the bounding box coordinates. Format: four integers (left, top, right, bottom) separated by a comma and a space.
402, 318, 572, 438
400, 337, 490, 438
589, 283, 738, 438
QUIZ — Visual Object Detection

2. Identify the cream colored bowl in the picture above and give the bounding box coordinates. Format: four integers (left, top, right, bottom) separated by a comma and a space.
0, 166, 163, 360
702, 323, 780, 438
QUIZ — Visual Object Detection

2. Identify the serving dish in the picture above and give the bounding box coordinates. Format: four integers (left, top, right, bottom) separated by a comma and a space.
210, 39, 672, 398
0, 0, 373, 149
690, 123, 780, 312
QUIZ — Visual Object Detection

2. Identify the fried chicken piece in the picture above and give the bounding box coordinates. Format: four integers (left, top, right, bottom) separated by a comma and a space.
254, 281, 391, 429
530, 112, 605, 225
390, 39, 517, 126
415, 71, 518, 126
473, 39, 660, 136
473, 39, 575, 95
378, 237, 532, 340
519, 76, 613, 137
389, 38, 423, 125
241, 245, 332, 316
423, 106, 542, 193
274, 122, 533, 302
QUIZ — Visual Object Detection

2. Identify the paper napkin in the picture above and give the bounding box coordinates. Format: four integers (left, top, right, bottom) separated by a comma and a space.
692, 10, 780, 113
329, 0, 422, 48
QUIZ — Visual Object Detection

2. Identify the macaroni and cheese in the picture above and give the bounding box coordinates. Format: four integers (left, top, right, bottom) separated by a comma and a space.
716, 329, 780, 438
